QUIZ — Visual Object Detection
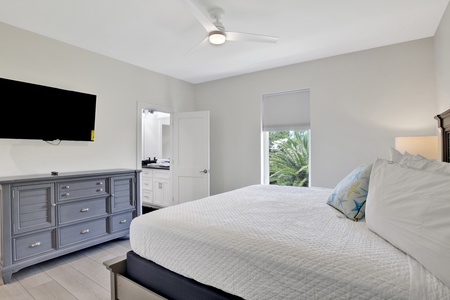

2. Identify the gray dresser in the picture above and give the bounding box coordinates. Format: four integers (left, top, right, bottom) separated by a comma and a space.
0, 169, 141, 284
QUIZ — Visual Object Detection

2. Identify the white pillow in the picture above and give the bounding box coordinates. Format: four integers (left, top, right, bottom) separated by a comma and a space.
399, 153, 450, 174
366, 158, 450, 288
389, 147, 404, 163
398, 153, 428, 168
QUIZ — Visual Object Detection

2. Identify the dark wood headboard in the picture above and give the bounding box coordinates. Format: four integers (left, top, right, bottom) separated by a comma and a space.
435, 109, 450, 162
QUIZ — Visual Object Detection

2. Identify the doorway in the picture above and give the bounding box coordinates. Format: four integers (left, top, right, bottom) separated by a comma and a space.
136, 103, 211, 210
136, 102, 173, 213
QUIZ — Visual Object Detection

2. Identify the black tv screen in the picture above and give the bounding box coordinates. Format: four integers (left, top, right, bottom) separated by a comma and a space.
0, 77, 96, 142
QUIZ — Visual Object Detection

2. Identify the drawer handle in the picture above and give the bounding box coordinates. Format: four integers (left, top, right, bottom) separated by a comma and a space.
81, 229, 90, 234
64, 185, 70, 189
63, 192, 70, 197
80, 208, 90, 212
97, 188, 103, 192
29, 242, 41, 248
97, 182, 103, 185
119, 219, 127, 224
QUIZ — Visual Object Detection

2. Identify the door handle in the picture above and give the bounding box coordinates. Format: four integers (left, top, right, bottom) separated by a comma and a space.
201, 169, 208, 174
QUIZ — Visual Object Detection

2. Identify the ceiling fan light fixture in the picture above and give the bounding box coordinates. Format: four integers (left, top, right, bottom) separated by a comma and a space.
209, 32, 226, 45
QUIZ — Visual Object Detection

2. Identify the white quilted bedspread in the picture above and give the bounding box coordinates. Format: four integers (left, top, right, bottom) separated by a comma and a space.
130, 185, 450, 300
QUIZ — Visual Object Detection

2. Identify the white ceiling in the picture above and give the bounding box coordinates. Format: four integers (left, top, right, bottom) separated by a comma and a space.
0, 0, 448, 84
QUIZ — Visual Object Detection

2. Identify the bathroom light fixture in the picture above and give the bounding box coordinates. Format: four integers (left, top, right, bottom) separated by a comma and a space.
209, 31, 226, 45
143, 109, 156, 118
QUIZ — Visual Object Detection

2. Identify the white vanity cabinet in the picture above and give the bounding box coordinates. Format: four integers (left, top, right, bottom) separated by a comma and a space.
141, 168, 171, 208
141, 169, 153, 207
153, 170, 172, 207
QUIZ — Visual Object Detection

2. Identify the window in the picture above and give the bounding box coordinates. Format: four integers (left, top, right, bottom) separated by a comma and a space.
268, 130, 309, 186
261, 89, 310, 186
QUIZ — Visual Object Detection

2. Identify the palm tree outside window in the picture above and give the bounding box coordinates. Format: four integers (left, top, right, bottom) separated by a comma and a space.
269, 130, 309, 187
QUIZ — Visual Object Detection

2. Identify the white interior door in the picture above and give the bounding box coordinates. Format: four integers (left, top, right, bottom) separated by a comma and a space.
172, 111, 210, 204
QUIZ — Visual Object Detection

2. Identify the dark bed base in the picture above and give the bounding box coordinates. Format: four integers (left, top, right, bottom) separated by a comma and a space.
124, 251, 243, 300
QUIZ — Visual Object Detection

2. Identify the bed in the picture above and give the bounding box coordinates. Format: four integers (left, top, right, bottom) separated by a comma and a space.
104, 112, 450, 300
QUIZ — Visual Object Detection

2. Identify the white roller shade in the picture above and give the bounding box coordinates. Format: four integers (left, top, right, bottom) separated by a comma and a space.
262, 89, 310, 131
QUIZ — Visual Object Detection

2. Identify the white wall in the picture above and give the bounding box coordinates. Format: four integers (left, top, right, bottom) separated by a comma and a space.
195, 38, 437, 194
0, 20, 442, 196
435, 3, 450, 113
0, 22, 195, 177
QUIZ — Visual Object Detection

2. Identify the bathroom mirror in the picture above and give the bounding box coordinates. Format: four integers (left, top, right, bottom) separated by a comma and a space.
142, 111, 171, 161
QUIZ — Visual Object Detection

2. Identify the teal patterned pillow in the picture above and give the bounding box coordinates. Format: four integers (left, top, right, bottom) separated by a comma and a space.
327, 163, 373, 221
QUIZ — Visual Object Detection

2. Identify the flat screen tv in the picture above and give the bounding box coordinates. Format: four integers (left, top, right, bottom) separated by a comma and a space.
0, 77, 96, 142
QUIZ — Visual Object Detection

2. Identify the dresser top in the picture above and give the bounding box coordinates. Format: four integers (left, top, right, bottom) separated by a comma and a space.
0, 169, 141, 185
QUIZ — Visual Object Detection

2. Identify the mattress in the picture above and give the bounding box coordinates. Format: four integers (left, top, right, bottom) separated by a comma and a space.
130, 184, 450, 300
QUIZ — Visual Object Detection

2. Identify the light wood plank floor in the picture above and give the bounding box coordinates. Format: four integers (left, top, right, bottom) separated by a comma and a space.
0, 238, 131, 300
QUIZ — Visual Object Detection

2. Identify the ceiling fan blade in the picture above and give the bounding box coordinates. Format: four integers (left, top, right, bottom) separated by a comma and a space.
180, 0, 218, 33
226, 32, 279, 43
185, 36, 209, 55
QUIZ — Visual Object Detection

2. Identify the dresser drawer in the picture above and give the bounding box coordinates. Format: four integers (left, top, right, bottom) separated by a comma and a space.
13, 230, 55, 261
58, 198, 108, 225
58, 178, 108, 201
58, 218, 107, 247
109, 211, 134, 233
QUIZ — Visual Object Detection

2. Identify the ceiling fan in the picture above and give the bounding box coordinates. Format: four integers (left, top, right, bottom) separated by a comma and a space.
181, 0, 279, 49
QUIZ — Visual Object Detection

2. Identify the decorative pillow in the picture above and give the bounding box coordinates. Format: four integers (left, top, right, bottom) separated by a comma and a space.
366, 158, 450, 288
327, 163, 372, 221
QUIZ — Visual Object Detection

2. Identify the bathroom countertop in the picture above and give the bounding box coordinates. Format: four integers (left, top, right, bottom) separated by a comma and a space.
142, 165, 170, 170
